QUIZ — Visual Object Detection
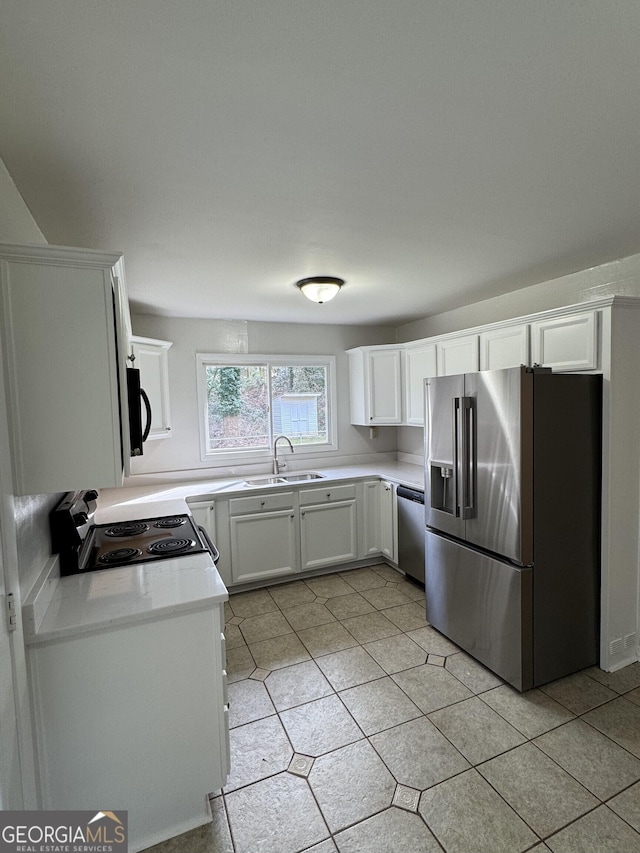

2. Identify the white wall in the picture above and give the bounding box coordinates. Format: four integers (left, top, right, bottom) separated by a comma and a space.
397, 252, 640, 340
0, 158, 60, 600
129, 314, 398, 479
0, 156, 50, 808
0, 159, 46, 245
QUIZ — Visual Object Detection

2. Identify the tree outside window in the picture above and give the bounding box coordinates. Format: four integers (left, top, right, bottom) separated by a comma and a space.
199, 356, 334, 457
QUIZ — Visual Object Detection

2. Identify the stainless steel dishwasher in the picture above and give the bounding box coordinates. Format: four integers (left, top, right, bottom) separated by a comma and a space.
396, 484, 425, 584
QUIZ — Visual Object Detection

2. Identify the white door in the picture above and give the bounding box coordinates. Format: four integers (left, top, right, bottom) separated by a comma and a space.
436, 335, 479, 376
380, 481, 397, 563
403, 343, 437, 425
361, 480, 382, 557
300, 501, 358, 570
368, 349, 402, 424
230, 510, 299, 584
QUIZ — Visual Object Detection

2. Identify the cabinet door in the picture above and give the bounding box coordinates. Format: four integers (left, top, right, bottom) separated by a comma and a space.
361, 480, 382, 557
436, 335, 479, 376
479, 325, 530, 371
368, 348, 403, 424
530, 311, 598, 371
130, 336, 172, 439
403, 343, 437, 425
0, 245, 125, 494
230, 510, 299, 584
347, 346, 402, 425
300, 500, 357, 570
188, 501, 215, 541
380, 481, 397, 563
29, 607, 228, 851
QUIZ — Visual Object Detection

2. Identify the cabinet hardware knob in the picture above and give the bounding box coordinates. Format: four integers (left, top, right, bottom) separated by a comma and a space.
261, 501, 265, 506
327, 493, 331, 498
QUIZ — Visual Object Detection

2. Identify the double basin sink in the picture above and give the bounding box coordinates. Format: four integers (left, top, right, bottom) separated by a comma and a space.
243, 472, 324, 487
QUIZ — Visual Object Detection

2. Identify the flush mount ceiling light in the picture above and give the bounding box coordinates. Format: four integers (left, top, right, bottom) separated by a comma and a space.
296, 276, 345, 304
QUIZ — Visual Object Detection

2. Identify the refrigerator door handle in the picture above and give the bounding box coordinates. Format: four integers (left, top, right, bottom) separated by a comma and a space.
453, 396, 462, 518
462, 396, 477, 518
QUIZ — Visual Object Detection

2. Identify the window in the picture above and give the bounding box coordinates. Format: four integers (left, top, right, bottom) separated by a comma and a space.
196, 354, 337, 460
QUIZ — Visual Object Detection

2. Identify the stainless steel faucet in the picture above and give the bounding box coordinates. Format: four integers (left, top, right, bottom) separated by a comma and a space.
273, 435, 294, 474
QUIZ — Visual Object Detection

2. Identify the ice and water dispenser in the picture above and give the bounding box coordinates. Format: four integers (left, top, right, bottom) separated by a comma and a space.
430, 464, 455, 514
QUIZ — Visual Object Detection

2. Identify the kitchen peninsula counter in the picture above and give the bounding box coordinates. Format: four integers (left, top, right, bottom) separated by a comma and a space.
23, 550, 226, 645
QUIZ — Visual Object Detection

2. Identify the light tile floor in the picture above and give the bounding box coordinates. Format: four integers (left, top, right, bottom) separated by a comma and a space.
144, 564, 640, 853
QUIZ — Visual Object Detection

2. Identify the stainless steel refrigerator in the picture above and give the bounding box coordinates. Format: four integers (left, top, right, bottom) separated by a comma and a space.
424, 366, 601, 691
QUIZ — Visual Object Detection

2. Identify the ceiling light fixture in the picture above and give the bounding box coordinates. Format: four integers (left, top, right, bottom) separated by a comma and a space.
296, 276, 344, 304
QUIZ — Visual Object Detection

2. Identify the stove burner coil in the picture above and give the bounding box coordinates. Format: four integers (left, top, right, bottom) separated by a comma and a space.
147, 538, 195, 555
153, 517, 187, 529
104, 522, 150, 537
98, 547, 143, 564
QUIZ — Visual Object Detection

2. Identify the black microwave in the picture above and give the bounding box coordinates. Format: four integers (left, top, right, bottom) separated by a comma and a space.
126, 367, 151, 456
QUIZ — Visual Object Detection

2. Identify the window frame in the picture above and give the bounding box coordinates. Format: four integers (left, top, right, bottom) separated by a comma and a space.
196, 353, 338, 463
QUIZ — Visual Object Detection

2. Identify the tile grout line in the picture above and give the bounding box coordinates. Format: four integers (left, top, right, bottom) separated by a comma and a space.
223, 575, 640, 853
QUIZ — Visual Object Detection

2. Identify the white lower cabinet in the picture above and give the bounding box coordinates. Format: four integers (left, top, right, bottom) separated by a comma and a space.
300, 500, 358, 570
229, 492, 299, 584
361, 480, 382, 557
209, 479, 401, 587
188, 500, 216, 540
28, 606, 228, 853
361, 479, 397, 563
380, 480, 397, 563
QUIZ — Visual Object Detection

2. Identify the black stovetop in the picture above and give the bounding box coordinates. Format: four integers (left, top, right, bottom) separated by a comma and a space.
50, 490, 208, 575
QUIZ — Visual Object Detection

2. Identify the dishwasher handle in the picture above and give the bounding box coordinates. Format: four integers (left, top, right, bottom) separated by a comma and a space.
396, 485, 425, 504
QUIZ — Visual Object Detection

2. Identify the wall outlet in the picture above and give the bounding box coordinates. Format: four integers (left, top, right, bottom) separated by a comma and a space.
369, 426, 378, 439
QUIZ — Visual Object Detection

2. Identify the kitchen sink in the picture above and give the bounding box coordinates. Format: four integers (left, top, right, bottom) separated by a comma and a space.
243, 476, 287, 486
282, 472, 324, 482
243, 472, 324, 486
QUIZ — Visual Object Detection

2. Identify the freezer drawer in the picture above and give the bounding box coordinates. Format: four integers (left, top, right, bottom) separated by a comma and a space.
425, 530, 533, 691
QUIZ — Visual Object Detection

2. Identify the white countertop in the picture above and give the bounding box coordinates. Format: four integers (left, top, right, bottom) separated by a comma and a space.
96, 460, 424, 523
25, 459, 422, 645
24, 552, 227, 646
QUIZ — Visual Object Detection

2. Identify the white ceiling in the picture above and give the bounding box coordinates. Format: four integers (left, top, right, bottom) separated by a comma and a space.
1, 1, 639, 327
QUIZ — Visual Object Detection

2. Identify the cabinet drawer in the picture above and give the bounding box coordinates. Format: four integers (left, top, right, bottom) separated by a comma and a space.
299, 483, 356, 505
229, 491, 295, 514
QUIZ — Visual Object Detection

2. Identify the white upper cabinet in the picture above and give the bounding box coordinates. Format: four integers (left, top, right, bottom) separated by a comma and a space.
348, 305, 601, 431
0, 243, 129, 495
130, 335, 172, 439
347, 346, 402, 425
479, 324, 530, 370
403, 342, 437, 426
530, 311, 598, 371
436, 334, 479, 376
